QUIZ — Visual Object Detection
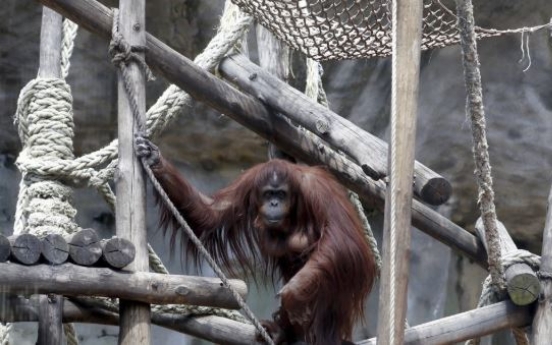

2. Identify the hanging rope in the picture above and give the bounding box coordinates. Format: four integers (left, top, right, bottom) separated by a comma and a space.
108, 8, 272, 344
455, 0, 505, 290
455, 0, 528, 344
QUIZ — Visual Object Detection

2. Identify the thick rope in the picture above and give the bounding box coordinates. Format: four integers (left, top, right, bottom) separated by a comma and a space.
349, 192, 382, 273
63, 324, 79, 345
387, 0, 399, 341
144, 1, 253, 138
14, 0, 253, 216
13, 20, 81, 344
0, 323, 11, 345
455, 0, 505, 290
109, 8, 272, 344
455, 1, 528, 343
61, 19, 78, 79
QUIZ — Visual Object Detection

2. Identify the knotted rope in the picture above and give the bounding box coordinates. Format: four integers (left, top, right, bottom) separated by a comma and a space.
10, 17, 81, 345
109, 6, 272, 344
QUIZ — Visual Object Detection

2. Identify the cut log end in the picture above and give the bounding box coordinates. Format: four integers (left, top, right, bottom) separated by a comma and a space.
102, 237, 136, 269
420, 177, 452, 206
506, 270, 541, 306
9, 234, 41, 265
41, 233, 69, 265
67, 228, 102, 266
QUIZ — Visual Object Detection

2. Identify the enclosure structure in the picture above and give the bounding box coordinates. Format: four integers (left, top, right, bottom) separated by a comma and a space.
1, 0, 551, 344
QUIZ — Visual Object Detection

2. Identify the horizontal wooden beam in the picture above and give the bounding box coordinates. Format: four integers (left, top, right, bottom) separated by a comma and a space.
359, 300, 532, 345
0, 295, 261, 345
0, 262, 246, 309
36, 0, 487, 266
219, 54, 451, 206
1, 294, 531, 345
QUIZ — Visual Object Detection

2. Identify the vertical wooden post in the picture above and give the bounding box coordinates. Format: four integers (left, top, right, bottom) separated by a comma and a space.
256, 24, 291, 160
531, 185, 552, 343
376, 1, 423, 344
36, 7, 64, 345
115, 1, 151, 344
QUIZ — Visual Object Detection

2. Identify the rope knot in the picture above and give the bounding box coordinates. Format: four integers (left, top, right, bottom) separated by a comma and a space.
109, 9, 155, 81
108, 32, 133, 67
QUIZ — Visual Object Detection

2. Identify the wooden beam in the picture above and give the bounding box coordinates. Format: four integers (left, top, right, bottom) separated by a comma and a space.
219, 54, 451, 206
115, 0, 151, 343
0, 295, 262, 345
36, 0, 450, 206
475, 218, 539, 305
36, 0, 487, 266
256, 23, 292, 160
8, 234, 41, 265
1, 295, 532, 345
531, 184, 552, 343
376, 1, 423, 343
37, 294, 64, 345
0, 262, 247, 309
37, 7, 64, 345
360, 300, 532, 345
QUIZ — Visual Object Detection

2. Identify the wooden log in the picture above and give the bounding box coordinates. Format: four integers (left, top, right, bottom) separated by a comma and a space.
0, 295, 532, 345
0, 234, 11, 262
41, 233, 69, 264
36, 0, 487, 267
0, 295, 262, 345
0, 262, 247, 308
360, 300, 532, 345
532, 185, 552, 344
219, 54, 452, 206
38, 6, 62, 78
101, 237, 136, 269
474, 218, 540, 305
256, 23, 292, 161
9, 234, 42, 265
38, 294, 63, 345
66, 228, 102, 266
115, 0, 152, 342
376, 1, 423, 344
37, 8, 66, 345
36, 0, 450, 207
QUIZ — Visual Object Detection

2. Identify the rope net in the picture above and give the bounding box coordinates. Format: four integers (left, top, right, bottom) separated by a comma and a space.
231, 0, 500, 60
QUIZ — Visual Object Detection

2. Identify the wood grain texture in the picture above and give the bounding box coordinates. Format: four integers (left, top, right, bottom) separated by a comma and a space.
115, 0, 151, 342
376, 1, 423, 343
531, 185, 552, 344
0, 262, 247, 308
0, 295, 262, 345
361, 300, 532, 345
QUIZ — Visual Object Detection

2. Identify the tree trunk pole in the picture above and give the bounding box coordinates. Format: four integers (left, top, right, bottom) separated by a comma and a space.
531, 185, 552, 343
115, 0, 151, 343
36, 7, 64, 345
376, 0, 423, 344
256, 24, 292, 160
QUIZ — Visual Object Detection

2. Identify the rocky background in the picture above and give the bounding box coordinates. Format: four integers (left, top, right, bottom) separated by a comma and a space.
1, 0, 551, 344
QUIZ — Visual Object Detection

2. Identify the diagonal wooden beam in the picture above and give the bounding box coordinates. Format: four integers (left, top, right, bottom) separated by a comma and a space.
36, 0, 487, 267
